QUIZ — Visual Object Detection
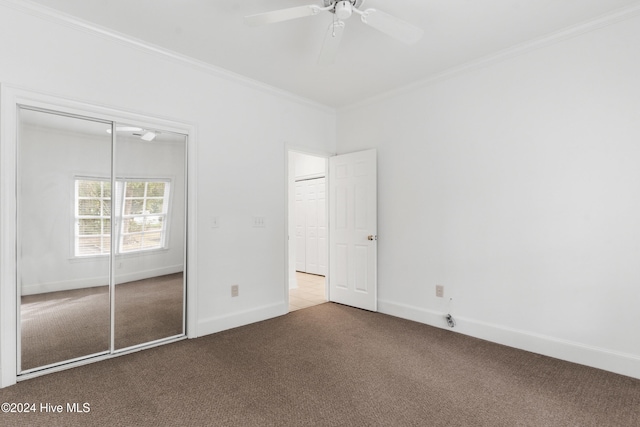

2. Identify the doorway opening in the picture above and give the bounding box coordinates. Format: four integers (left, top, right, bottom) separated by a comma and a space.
287, 151, 328, 312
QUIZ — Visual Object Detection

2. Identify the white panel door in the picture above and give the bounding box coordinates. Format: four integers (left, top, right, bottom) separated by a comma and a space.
295, 181, 306, 272
329, 149, 377, 311
316, 178, 327, 276
305, 177, 327, 276
306, 180, 319, 274
296, 178, 327, 276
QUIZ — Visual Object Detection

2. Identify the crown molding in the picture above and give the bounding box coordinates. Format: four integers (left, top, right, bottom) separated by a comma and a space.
0, 0, 335, 114
338, 1, 640, 112
4, 0, 639, 115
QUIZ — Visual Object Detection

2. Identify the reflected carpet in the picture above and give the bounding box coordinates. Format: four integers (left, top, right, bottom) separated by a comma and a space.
20, 273, 183, 370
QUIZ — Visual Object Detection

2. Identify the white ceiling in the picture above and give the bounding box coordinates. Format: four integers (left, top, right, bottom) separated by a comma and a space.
25, 0, 640, 107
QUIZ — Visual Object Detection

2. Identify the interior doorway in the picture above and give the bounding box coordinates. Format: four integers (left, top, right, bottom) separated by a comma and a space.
287, 148, 378, 313
287, 151, 328, 312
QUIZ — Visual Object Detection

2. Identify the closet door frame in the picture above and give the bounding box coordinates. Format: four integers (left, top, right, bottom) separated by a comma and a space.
0, 85, 198, 388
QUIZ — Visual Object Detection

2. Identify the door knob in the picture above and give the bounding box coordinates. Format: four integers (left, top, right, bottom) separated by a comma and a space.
367, 235, 377, 241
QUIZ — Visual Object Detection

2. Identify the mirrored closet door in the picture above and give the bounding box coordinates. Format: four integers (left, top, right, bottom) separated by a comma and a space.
17, 107, 187, 375
113, 124, 186, 350
18, 108, 112, 372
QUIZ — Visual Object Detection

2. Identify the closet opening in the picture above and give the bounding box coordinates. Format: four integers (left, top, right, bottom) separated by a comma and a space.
0, 87, 196, 388
17, 106, 188, 376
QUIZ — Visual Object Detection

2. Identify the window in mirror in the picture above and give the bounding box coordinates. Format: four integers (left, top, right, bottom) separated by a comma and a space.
120, 180, 171, 253
75, 178, 111, 256
74, 178, 171, 256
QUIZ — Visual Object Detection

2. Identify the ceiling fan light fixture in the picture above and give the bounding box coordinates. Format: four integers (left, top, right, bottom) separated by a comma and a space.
141, 131, 157, 141
335, 1, 352, 20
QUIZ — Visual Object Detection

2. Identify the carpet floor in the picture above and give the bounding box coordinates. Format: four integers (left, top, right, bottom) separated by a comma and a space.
2, 302, 639, 426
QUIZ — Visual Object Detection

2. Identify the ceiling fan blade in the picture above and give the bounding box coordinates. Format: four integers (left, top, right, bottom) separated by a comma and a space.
318, 21, 345, 65
360, 9, 423, 44
244, 5, 319, 26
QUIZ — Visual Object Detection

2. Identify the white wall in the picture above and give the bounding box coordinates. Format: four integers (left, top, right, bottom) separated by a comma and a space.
337, 15, 640, 378
0, 2, 335, 342
293, 152, 326, 179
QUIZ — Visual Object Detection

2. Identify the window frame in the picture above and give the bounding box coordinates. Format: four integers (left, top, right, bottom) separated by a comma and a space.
73, 176, 172, 258
73, 176, 112, 258
117, 178, 172, 255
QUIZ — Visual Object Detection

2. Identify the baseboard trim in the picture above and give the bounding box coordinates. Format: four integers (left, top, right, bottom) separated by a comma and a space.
21, 264, 184, 295
197, 302, 287, 337
378, 299, 640, 380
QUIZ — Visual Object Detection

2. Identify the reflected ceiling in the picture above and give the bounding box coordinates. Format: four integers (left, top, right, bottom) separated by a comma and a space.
19, 108, 183, 144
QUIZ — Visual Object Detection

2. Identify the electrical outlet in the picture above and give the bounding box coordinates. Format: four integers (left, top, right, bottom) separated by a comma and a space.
231, 284, 239, 297
446, 314, 456, 328
436, 285, 444, 298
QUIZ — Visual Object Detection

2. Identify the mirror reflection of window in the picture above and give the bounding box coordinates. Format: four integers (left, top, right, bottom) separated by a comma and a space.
75, 178, 111, 256
120, 180, 171, 253
74, 178, 172, 256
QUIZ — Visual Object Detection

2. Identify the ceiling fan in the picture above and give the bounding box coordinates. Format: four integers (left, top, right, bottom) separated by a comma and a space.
244, 0, 423, 65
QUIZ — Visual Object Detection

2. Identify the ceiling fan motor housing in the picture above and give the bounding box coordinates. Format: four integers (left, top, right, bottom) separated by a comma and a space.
335, 1, 352, 19
324, 0, 364, 15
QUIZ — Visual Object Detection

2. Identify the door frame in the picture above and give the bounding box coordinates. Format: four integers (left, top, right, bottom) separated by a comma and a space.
0, 84, 198, 387
286, 147, 378, 313
285, 147, 331, 310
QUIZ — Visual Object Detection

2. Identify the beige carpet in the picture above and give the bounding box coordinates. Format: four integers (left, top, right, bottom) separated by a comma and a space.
2, 302, 639, 426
